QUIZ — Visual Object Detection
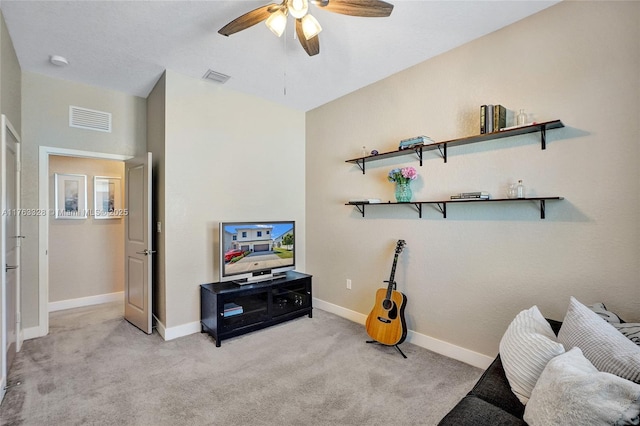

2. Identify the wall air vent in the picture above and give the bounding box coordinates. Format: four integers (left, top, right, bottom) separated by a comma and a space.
69, 106, 112, 133
203, 69, 231, 84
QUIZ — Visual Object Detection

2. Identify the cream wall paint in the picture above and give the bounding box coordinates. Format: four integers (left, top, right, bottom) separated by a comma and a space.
161, 71, 305, 329
306, 1, 639, 357
22, 72, 146, 328
1, 10, 20, 130
48, 155, 124, 302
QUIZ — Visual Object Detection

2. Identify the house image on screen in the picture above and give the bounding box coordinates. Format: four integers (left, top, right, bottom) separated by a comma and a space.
231, 225, 273, 252
273, 227, 294, 250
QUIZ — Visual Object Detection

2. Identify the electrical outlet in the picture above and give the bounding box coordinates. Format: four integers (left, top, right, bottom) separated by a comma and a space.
346, 279, 352, 290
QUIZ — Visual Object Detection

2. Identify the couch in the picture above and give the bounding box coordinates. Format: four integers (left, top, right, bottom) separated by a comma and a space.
438, 319, 562, 426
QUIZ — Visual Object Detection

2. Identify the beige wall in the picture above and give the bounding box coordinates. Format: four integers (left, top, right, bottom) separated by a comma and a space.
1, 10, 21, 130
48, 155, 124, 302
21, 72, 146, 328
160, 70, 306, 328
306, 1, 640, 358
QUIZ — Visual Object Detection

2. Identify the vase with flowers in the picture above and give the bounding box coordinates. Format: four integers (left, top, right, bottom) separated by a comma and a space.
388, 166, 417, 202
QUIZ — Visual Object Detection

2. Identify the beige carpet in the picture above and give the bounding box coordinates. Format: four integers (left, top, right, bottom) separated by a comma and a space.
0, 302, 481, 425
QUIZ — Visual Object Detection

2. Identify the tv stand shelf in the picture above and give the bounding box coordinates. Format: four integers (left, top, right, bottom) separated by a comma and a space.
345, 120, 564, 173
347, 197, 564, 219
200, 271, 312, 347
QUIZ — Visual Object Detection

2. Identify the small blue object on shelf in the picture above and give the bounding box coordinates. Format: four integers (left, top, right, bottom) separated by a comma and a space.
371, 149, 379, 155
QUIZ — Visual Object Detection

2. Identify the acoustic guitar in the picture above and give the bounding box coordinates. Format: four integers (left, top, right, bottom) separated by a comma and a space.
365, 239, 407, 347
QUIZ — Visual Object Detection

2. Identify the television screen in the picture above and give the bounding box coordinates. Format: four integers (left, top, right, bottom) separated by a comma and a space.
219, 221, 295, 283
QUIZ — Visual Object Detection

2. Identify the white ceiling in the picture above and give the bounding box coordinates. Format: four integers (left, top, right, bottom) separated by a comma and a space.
0, 0, 560, 112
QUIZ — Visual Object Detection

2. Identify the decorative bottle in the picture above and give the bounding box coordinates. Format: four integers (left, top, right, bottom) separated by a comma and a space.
517, 109, 527, 126
516, 180, 525, 199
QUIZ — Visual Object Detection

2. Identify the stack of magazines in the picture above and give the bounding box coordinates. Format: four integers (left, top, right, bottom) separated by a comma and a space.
451, 191, 490, 200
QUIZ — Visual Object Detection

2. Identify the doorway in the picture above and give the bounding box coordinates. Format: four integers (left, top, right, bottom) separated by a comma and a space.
47, 155, 125, 313
38, 147, 132, 336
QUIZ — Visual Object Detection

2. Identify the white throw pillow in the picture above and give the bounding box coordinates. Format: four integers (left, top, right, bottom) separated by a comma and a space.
524, 347, 640, 426
558, 297, 640, 383
499, 305, 565, 404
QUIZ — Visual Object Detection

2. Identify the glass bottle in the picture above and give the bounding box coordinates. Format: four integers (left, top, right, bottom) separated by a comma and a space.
361, 145, 368, 157
517, 109, 527, 126
516, 180, 525, 199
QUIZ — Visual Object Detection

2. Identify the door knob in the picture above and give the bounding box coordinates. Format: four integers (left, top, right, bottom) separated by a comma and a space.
135, 249, 157, 256
5, 264, 18, 271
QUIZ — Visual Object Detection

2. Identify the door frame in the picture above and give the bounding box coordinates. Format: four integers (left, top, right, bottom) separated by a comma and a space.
36, 147, 132, 337
1, 115, 21, 402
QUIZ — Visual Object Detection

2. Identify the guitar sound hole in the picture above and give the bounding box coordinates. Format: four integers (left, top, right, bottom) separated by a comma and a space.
382, 299, 392, 310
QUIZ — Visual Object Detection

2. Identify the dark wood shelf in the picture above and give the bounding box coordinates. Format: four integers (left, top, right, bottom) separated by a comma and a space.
346, 197, 564, 219
346, 120, 564, 173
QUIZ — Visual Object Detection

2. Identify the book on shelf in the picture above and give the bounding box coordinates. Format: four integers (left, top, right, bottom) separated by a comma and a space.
451, 192, 490, 200
494, 105, 506, 131
223, 303, 243, 317
459, 191, 489, 197
451, 195, 490, 200
399, 135, 434, 150
480, 104, 507, 133
348, 198, 381, 204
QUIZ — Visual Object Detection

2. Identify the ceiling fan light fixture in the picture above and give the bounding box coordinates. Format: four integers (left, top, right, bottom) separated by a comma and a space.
301, 14, 322, 40
265, 9, 288, 37
287, 0, 309, 19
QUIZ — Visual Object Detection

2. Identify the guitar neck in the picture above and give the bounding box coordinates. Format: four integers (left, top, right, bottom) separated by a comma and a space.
385, 251, 400, 298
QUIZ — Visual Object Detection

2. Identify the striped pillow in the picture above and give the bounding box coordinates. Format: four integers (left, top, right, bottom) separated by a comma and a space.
558, 297, 640, 383
588, 302, 640, 346
499, 305, 566, 404
615, 323, 640, 346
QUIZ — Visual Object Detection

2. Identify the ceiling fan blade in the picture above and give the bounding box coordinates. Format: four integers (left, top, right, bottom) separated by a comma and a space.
296, 19, 320, 56
312, 0, 393, 17
218, 3, 280, 36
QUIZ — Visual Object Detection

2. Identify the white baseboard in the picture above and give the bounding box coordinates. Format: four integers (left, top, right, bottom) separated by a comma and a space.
312, 297, 493, 370
153, 315, 167, 340
48, 291, 124, 313
154, 315, 201, 341
313, 297, 368, 324
23, 325, 46, 340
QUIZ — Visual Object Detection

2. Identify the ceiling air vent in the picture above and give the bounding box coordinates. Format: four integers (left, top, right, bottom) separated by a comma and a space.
69, 106, 112, 133
203, 69, 231, 84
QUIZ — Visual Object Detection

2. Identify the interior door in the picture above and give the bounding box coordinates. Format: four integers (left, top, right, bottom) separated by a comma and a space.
124, 153, 153, 334
1, 115, 21, 402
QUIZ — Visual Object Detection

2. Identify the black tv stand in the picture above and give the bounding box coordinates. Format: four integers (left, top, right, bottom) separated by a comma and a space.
232, 272, 288, 286
200, 271, 312, 347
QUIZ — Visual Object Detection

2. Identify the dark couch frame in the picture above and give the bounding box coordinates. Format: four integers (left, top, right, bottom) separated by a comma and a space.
438, 319, 562, 425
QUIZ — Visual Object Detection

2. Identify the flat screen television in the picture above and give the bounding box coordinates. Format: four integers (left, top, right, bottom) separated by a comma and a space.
219, 221, 295, 284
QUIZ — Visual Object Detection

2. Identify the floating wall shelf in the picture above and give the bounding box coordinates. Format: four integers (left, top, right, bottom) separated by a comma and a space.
345, 120, 564, 174
346, 197, 564, 219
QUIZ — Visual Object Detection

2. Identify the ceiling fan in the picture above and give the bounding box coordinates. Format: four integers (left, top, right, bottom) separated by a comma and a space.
218, 0, 394, 56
